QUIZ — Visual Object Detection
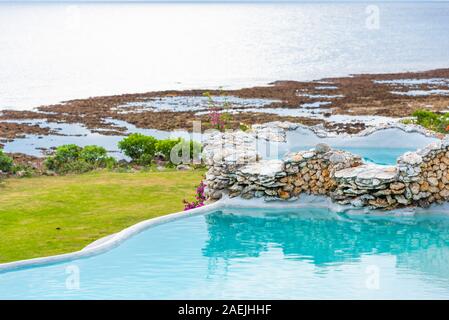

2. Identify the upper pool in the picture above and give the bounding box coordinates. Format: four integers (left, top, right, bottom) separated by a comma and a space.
258, 127, 439, 165
1, 206, 449, 299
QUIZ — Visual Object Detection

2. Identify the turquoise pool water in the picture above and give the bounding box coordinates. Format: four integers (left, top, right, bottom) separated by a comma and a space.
339, 147, 412, 165
257, 127, 440, 166
1, 207, 449, 299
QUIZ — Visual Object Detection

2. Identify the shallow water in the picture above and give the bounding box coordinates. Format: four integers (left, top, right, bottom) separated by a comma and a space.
1, 207, 449, 299
391, 89, 449, 97
2, 120, 438, 165
1, 2, 449, 109
1, 119, 190, 158
117, 96, 279, 113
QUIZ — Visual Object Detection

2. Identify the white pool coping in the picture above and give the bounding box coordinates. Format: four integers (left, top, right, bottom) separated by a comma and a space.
2, 195, 449, 274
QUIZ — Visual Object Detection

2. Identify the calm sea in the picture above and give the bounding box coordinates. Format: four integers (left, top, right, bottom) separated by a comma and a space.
1, 1, 449, 110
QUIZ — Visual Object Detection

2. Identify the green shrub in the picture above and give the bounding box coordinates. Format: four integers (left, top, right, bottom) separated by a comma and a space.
45, 144, 115, 174
118, 134, 203, 165
0, 150, 13, 173
57, 159, 95, 175
118, 133, 157, 164
45, 144, 81, 172
79, 145, 115, 166
410, 109, 449, 133
48, 144, 82, 168
11, 164, 35, 178
165, 139, 202, 164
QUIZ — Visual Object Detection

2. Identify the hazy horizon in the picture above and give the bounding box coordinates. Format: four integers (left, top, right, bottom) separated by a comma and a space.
1, 0, 448, 3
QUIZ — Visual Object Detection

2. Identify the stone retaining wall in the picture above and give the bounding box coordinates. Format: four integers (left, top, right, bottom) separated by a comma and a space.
204, 131, 449, 210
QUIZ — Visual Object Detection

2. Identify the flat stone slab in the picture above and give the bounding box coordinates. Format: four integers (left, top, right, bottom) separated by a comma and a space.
239, 160, 284, 177
398, 151, 423, 165
334, 164, 398, 181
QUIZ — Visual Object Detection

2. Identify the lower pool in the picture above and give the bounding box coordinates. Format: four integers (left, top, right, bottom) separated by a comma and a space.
1, 207, 449, 299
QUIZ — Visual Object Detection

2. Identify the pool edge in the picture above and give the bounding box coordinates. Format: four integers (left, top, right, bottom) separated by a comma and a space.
2, 195, 449, 274
0, 200, 224, 273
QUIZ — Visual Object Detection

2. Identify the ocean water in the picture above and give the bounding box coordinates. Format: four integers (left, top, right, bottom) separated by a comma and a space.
1, 207, 449, 299
0, 2, 449, 110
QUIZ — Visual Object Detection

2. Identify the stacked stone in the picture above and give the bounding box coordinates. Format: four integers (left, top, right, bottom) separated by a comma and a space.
233, 159, 286, 200
331, 165, 405, 209
223, 143, 361, 201
203, 131, 260, 200
397, 140, 449, 207
203, 129, 449, 210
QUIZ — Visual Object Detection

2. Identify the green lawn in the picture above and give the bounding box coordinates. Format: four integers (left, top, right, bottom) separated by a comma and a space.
0, 170, 205, 263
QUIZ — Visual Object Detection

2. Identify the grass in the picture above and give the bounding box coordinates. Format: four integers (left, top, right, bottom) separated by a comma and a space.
0, 169, 205, 263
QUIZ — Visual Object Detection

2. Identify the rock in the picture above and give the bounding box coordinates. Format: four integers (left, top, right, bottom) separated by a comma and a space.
369, 198, 389, 208
440, 189, 449, 198
441, 156, 449, 165
315, 143, 331, 154
427, 177, 439, 187
15, 170, 26, 177
395, 195, 409, 205
254, 191, 265, 198
291, 153, 303, 162
264, 189, 278, 196
420, 181, 430, 192
350, 198, 364, 207
410, 183, 420, 195
210, 190, 223, 200
302, 152, 315, 159
390, 182, 405, 191
386, 195, 397, 205
399, 152, 422, 165
293, 178, 304, 187
241, 192, 254, 199
360, 194, 375, 201
335, 165, 397, 182
239, 160, 284, 177
373, 189, 391, 196
278, 189, 290, 199
229, 184, 243, 192
329, 153, 346, 163
176, 164, 192, 171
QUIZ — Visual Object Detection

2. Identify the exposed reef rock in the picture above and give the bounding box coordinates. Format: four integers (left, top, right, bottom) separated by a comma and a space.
203, 129, 449, 210
2, 68, 449, 138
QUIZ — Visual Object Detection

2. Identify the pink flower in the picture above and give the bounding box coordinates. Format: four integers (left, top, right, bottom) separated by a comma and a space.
183, 180, 207, 211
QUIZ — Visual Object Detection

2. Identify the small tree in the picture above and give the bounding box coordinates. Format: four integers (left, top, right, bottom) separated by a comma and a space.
118, 133, 158, 165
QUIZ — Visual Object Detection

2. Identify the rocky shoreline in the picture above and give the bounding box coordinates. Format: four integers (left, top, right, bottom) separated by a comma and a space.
203, 126, 449, 210
1, 68, 449, 148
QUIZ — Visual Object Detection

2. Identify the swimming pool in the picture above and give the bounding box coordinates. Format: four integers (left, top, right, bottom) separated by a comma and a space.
1, 205, 449, 299
256, 127, 439, 165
